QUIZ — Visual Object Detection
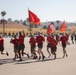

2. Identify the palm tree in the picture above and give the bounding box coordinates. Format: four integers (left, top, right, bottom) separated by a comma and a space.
1, 11, 6, 35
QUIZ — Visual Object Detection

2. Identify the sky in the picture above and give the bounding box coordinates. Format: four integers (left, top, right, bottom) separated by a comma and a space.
0, 0, 76, 22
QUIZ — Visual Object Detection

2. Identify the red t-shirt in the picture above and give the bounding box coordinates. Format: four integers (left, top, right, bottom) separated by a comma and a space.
66, 34, 69, 40
0, 38, 4, 46
47, 36, 52, 43
11, 39, 19, 46
36, 35, 45, 44
19, 35, 25, 44
60, 36, 68, 44
51, 39, 57, 47
29, 37, 36, 46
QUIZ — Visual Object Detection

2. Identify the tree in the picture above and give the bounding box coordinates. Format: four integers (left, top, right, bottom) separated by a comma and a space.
33, 24, 38, 28
23, 20, 27, 26
43, 25, 47, 29
8, 18, 12, 22
56, 27, 59, 30
56, 20, 60, 30
20, 19, 23, 24
14, 20, 19, 23
1, 11, 6, 16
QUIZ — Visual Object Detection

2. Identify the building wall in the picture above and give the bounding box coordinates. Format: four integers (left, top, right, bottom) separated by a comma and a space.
0, 27, 29, 35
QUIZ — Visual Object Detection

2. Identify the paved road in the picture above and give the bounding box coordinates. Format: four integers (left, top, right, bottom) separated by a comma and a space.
0, 37, 76, 75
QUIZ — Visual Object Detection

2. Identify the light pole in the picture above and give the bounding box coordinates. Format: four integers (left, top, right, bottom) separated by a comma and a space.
1, 11, 6, 36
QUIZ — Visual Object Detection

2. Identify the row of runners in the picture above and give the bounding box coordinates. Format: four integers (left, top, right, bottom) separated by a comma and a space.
0, 31, 69, 61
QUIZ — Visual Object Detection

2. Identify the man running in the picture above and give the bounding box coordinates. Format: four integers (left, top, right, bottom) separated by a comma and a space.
36, 32, 45, 60
18, 31, 29, 61
0, 34, 9, 57
60, 33, 68, 58
10, 35, 19, 61
50, 37, 58, 59
46, 33, 52, 58
29, 35, 38, 59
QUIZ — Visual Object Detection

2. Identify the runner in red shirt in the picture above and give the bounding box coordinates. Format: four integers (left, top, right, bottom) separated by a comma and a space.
10, 35, 19, 61
50, 37, 58, 59
0, 34, 9, 57
18, 31, 29, 61
60, 33, 68, 58
46, 33, 52, 58
36, 32, 45, 60
29, 35, 38, 59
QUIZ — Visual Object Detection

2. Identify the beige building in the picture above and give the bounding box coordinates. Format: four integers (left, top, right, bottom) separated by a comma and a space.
0, 22, 48, 35
0, 22, 29, 35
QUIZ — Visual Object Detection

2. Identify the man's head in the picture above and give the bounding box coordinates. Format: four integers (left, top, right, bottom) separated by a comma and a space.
19, 31, 22, 36
38, 32, 41, 36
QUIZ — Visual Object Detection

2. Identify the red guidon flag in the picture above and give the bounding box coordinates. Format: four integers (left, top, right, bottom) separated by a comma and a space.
47, 23, 55, 34
49, 23, 55, 32
60, 21, 66, 32
47, 29, 52, 34
28, 10, 40, 25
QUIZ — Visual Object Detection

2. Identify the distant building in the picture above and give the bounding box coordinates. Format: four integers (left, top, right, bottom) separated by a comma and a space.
0, 22, 29, 35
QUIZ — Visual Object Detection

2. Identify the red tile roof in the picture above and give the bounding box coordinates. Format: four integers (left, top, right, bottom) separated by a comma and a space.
0, 22, 28, 28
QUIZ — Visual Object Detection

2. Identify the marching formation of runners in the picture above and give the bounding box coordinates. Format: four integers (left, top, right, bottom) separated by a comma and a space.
0, 31, 76, 61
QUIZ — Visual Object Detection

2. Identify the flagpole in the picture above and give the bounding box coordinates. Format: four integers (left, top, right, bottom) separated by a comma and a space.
28, 8, 31, 36
28, 9, 40, 36
29, 22, 32, 36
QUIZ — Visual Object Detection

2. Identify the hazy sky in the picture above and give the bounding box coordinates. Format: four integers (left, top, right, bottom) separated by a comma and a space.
0, 0, 76, 22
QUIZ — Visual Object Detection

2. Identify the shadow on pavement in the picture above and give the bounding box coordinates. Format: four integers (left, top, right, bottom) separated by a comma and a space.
0, 57, 63, 65
15, 57, 61, 65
